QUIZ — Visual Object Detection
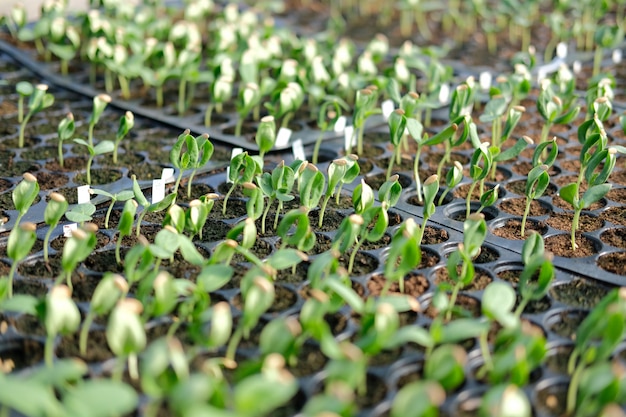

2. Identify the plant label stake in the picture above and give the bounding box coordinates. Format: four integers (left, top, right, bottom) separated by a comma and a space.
77, 185, 90, 204
152, 179, 165, 204
226, 147, 243, 184
557, 42, 568, 58
63, 223, 78, 238
382, 99, 395, 120
292, 138, 305, 161
161, 168, 175, 182
275, 127, 292, 148
344, 125, 355, 151
613, 49, 622, 63
334, 116, 347, 133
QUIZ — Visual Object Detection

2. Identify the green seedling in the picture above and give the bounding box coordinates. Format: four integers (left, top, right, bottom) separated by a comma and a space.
351, 86, 380, 155
277, 207, 316, 255
107, 298, 147, 381
566, 288, 626, 415
515, 233, 555, 316
132, 175, 176, 237
15, 81, 33, 123
386, 109, 408, 179
40, 285, 81, 368
43, 192, 68, 263
18, 83, 54, 148
112, 111, 134, 164
312, 96, 349, 164
205, 75, 233, 127
225, 274, 275, 363
170, 130, 214, 200
79, 273, 128, 356
267, 82, 305, 129
383, 218, 421, 294
242, 182, 264, 222
65, 203, 96, 225
58, 223, 98, 289
318, 157, 353, 228
89, 188, 134, 229
222, 151, 260, 215
235, 82, 261, 137
416, 175, 439, 246
424, 344, 467, 392
47, 18, 80, 76
444, 213, 487, 321
72, 135, 115, 185
116, 199, 138, 264
466, 142, 493, 218
480, 385, 531, 417
12, 172, 39, 226
391, 381, 445, 417
438, 161, 463, 206
87, 94, 111, 147
536, 81, 580, 145
592, 24, 624, 77
487, 117, 529, 180
186, 197, 215, 240
6, 222, 37, 298
257, 161, 295, 233
57, 112, 75, 168
255, 115, 276, 160
299, 164, 325, 214
520, 164, 549, 237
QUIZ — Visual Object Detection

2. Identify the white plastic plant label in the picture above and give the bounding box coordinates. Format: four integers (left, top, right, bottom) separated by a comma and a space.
479, 71, 492, 91
292, 138, 306, 161
77, 185, 90, 204
275, 127, 292, 148
334, 116, 347, 133
161, 168, 175, 182
63, 223, 78, 237
438, 83, 450, 104
381, 99, 395, 120
613, 49, 622, 64
572, 60, 582, 74
152, 179, 165, 204
556, 42, 568, 59
226, 147, 243, 184
344, 125, 355, 151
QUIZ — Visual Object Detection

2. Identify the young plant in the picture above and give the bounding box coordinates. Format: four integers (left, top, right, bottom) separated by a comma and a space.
15, 81, 33, 123
536, 81, 580, 145
86, 94, 111, 148
116, 199, 138, 264
299, 164, 326, 214
592, 24, 624, 77
386, 109, 408, 179
89, 188, 134, 229
107, 298, 147, 381
318, 156, 358, 228
12, 172, 39, 226
312, 96, 349, 164
235, 82, 261, 137
57, 112, 75, 168
43, 192, 68, 263
488, 115, 530, 180
58, 223, 98, 289
186, 196, 215, 240
222, 151, 260, 215
65, 202, 96, 225
391, 381, 445, 417
112, 111, 134, 164
72, 137, 114, 186
415, 174, 439, 246
40, 285, 81, 368
466, 142, 493, 218
205, 75, 233, 127
444, 213, 487, 320
351, 86, 380, 155
170, 130, 214, 200
424, 344, 467, 392
515, 233, 555, 316
559, 119, 615, 250
383, 218, 421, 294
18, 83, 54, 148
480, 385, 532, 417
255, 115, 276, 160
566, 288, 626, 415
79, 273, 128, 356
267, 82, 305, 129
132, 175, 176, 237
438, 161, 463, 206
5, 222, 37, 298
257, 161, 295, 233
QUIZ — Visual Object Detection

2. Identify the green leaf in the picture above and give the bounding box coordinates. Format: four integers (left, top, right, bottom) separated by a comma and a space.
268, 248, 306, 270
558, 183, 579, 208
197, 264, 233, 292
233, 372, 298, 417
581, 183, 611, 208
0, 373, 64, 417
1, 294, 39, 314
391, 381, 444, 417
482, 282, 518, 328
63, 380, 138, 417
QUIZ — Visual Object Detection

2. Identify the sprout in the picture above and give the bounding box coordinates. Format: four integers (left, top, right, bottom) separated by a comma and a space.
18, 83, 54, 148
